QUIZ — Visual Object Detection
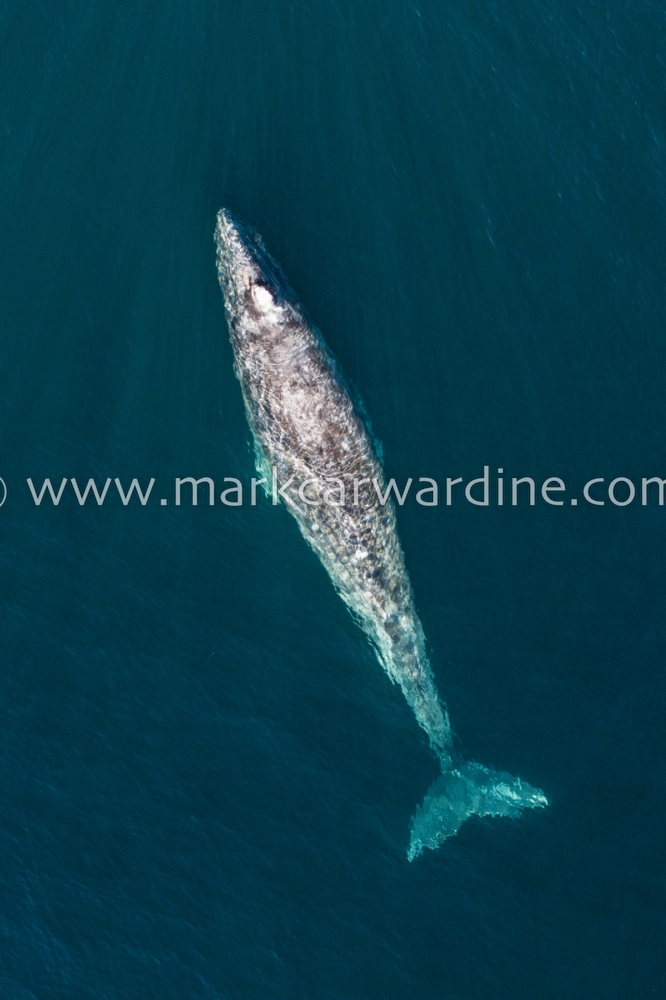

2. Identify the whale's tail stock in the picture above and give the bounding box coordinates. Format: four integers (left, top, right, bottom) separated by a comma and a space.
408, 759, 548, 861
371, 625, 548, 860
380, 640, 549, 860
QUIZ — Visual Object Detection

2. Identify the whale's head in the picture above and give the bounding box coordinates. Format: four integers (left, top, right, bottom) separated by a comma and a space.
215, 209, 300, 336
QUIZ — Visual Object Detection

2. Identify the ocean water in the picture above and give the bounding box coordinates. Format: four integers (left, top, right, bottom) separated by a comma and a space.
0, 1, 664, 997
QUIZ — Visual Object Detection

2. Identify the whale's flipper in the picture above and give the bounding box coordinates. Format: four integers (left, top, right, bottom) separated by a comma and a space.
408, 762, 548, 861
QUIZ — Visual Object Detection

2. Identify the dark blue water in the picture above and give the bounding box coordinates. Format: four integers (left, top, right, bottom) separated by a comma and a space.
0, 1, 664, 996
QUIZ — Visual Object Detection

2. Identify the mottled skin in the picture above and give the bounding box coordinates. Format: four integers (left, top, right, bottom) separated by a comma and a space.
215, 209, 451, 761
215, 210, 549, 859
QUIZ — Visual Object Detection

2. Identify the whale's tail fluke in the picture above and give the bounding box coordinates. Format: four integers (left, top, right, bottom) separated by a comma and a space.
408, 761, 548, 861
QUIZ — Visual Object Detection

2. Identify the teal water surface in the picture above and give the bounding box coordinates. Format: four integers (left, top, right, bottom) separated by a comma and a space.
0, 1, 664, 997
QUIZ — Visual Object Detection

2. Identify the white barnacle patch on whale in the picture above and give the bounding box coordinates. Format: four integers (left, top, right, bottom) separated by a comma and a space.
252, 284, 274, 311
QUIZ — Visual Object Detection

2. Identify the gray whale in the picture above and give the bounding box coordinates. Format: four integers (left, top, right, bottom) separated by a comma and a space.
215, 209, 547, 858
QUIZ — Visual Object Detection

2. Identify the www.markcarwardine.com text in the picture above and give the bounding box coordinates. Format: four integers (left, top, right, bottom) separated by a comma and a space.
13, 467, 666, 508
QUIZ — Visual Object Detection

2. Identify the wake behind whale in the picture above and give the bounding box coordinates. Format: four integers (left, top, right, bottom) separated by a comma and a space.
214, 209, 547, 859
